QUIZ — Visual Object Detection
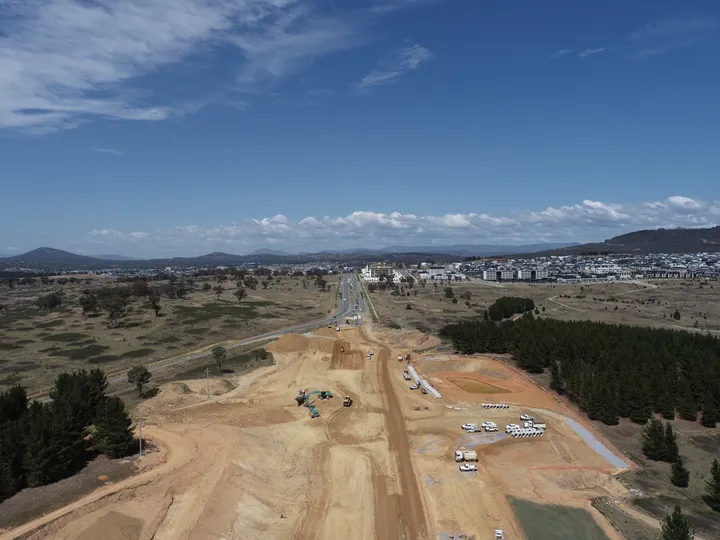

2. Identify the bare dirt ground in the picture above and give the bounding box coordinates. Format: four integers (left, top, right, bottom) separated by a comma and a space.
0, 275, 337, 393
1, 326, 636, 540
373, 279, 720, 335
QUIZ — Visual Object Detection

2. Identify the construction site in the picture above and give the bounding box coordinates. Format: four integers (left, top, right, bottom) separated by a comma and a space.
0, 319, 639, 540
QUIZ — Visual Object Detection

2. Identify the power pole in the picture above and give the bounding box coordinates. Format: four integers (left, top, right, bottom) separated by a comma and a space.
205, 368, 210, 399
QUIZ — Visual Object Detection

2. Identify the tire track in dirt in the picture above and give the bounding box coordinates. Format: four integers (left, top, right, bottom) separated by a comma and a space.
370, 334, 429, 540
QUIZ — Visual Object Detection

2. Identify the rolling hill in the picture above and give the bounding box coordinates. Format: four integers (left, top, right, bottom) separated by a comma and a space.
520, 226, 720, 257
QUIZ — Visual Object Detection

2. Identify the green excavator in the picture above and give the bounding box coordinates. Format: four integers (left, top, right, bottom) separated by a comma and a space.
295, 389, 334, 418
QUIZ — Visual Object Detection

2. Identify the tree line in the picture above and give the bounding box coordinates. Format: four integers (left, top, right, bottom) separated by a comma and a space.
0, 369, 134, 502
487, 296, 536, 321
439, 312, 720, 427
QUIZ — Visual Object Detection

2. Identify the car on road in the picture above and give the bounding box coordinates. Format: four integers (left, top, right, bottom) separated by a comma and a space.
461, 423, 478, 431
409, 383, 420, 390
495, 530, 505, 539
458, 464, 478, 472
520, 414, 533, 421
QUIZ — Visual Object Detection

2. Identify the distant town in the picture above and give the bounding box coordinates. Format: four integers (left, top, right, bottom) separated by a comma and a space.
3, 251, 719, 283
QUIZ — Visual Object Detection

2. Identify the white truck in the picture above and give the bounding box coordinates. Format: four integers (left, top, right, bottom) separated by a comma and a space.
532, 422, 546, 430
402, 369, 411, 380
458, 463, 478, 472
495, 529, 505, 539
520, 414, 534, 421
397, 354, 403, 362
462, 423, 478, 431
454, 450, 478, 462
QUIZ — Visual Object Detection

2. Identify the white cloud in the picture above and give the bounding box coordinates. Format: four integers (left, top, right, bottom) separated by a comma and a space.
549, 49, 573, 59
0, 0, 430, 132
89, 147, 124, 155
80, 195, 720, 255
553, 16, 717, 62
577, 47, 606, 58
355, 44, 432, 92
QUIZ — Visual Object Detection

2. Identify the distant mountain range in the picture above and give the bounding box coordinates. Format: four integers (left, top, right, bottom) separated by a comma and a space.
2, 229, 716, 270
94, 253, 138, 261
515, 226, 720, 257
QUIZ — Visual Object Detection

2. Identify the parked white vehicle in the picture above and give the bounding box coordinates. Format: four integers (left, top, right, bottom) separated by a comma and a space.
495, 529, 505, 539
409, 384, 420, 390
484, 425, 498, 432
520, 414, 533, 421
481, 421, 496, 428
524, 421, 534, 428
455, 450, 478, 462
458, 463, 478, 472
462, 423, 478, 431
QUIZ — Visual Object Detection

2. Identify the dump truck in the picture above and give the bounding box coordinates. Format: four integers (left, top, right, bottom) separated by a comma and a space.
454, 450, 478, 462
402, 370, 411, 380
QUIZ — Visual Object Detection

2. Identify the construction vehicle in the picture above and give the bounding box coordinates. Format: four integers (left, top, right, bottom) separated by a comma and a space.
458, 464, 478, 472
409, 383, 420, 390
494, 530, 505, 539
296, 389, 333, 418
343, 396, 353, 407
397, 354, 403, 362
420, 386, 427, 394
335, 326, 340, 332
402, 369, 411, 380
454, 450, 478, 462
405, 353, 412, 361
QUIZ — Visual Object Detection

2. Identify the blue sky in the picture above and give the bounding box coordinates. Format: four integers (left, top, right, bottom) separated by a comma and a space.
1, 0, 719, 257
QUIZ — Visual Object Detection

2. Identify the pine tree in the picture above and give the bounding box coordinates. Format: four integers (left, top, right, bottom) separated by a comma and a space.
677, 382, 698, 422
704, 459, 720, 512
22, 402, 56, 487
629, 382, 652, 424
670, 456, 690, 488
700, 389, 718, 428
664, 423, 679, 462
0, 419, 25, 501
660, 505, 694, 540
94, 397, 135, 459
0, 385, 28, 422
641, 419, 667, 461
601, 385, 619, 426
549, 359, 564, 393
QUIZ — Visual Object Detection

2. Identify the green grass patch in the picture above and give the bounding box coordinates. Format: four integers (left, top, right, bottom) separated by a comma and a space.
120, 348, 154, 359
88, 355, 120, 364
39, 346, 61, 353
0, 343, 20, 351
34, 320, 65, 329
49, 344, 110, 360
174, 302, 265, 323
11, 326, 33, 331
186, 327, 210, 335
0, 310, 42, 323
509, 498, 609, 540
13, 339, 34, 345
43, 332, 89, 343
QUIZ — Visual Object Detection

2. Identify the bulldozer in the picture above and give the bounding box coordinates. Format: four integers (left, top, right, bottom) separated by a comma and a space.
343, 396, 353, 407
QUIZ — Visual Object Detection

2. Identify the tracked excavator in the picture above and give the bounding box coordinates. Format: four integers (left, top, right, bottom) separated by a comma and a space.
295, 389, 334, 418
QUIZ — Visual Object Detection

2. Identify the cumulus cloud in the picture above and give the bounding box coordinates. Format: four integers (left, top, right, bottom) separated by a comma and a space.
80, 195, 720, 256
0, 0, 431, 132
355, 44, 432, 92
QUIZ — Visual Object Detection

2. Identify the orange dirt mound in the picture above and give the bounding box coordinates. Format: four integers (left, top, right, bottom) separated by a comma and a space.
269, 333, 309, 353
330, 341, 364, 370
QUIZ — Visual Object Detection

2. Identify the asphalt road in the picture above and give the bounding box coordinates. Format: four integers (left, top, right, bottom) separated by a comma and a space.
105, 273, 356, 386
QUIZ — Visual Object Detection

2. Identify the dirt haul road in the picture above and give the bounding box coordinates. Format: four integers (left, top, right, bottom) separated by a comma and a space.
3, 327, 434, 540
2, 326, 632, 540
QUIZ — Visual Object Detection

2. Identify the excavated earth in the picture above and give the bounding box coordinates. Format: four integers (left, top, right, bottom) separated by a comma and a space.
1, 327, 631, 540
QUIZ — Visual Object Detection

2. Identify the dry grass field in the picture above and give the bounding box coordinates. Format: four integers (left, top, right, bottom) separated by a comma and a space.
370, 278, 720, 334
0, 275, 338, 393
